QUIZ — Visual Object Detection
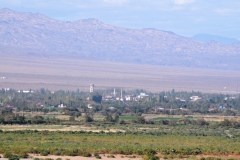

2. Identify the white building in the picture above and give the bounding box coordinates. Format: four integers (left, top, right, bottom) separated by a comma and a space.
190, 96, 202, 101
17, 90, 34, 93
138, 92, 149, 99
90, 84, 94, 93
125, 95, 132, 101
58, 104, 66, 108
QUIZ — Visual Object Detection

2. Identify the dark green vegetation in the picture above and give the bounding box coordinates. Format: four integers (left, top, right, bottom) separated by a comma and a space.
0, 88, 240, 116
0, 88, 240, 159
0, 126, 239, 158
0, 88, 240, 126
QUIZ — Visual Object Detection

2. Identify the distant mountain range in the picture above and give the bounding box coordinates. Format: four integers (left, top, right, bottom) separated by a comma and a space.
191, 34, 239, 45
0, 8, 240, 70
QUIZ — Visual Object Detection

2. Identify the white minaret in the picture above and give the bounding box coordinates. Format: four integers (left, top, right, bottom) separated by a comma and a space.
120, 88, 123, 101
113, 87, 116, 97
90, 84, 94, 93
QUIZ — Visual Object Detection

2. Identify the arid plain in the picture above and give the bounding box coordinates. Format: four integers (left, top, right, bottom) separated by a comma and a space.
0, 55, 240, 93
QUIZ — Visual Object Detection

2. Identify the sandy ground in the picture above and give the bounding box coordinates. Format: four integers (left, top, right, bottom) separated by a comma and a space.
1, 56, 240, 93
29, 154, 142, 160
0, 125, 125, 132
1, 154, 240, 160
0, 154, 142, 160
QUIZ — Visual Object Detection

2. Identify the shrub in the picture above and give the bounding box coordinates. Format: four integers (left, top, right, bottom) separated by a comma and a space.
94, 152, 101, 159
206, 157, 215, 160
82, 152, 91, 157
40, 150, 50, 156
3, 152, 13, 158
18, 152, 28, 158
3, 152, 20, 160
107, 154, 115, 158
144, 149, 157, 156
9, 156, 20, 160
143, 155, 159, 160
142, 148, 159, 160
136, 149, 143, 155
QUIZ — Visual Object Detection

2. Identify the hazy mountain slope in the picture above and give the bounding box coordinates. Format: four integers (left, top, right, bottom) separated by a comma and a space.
0, 8, 240, 70
192, 34, 239, 45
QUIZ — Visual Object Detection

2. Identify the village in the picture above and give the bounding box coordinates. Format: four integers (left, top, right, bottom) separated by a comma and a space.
0, 83, 239, 121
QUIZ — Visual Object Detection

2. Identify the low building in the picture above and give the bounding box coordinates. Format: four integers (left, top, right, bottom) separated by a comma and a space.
87, 101, 95, 109
103, 95, 114, 101
58, 104, 66, 108
6, 105, 14, 109
219, 106, 226, 109
125, 95, 133, 101
36, 102, 44, 107
190, 96, 202, 101
109, 106, 116, 110
176, 97, 186, 102
138, 93, 149, 99
18, 90, 34, 93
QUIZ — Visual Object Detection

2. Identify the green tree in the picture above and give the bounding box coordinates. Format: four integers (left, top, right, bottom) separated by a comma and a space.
84, 114, 93, 123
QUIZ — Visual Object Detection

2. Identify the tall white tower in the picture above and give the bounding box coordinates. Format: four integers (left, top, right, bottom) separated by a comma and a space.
120, 88, 123, 101
113, 87, 116, 97
90, 84, 94, 93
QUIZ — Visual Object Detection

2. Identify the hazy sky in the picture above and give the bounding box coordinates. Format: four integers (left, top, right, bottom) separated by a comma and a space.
0, 0, 240, 39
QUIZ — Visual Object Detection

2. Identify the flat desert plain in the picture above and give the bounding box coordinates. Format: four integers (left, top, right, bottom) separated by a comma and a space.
1, 55, 240, 93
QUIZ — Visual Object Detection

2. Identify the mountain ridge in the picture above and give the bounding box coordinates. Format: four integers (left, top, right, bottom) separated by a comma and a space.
191, 33, 239, 45
0, 8, 240, 70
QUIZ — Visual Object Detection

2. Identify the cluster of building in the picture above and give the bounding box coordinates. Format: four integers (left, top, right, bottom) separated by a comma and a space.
17, 90, 34, 93
90, 84, 207, 104
103, 91, 149, 102
89, 84, 149, 102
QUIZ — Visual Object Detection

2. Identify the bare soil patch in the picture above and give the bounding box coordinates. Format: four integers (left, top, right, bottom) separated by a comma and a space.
1, 56, 240, 93
0, 125, 125, 132
27, 154, 142, 160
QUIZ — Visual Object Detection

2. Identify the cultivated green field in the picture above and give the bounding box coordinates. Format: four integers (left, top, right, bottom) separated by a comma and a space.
0, 129, 239, 159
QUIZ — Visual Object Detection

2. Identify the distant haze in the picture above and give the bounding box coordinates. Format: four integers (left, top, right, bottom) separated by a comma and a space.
192, 34, 239, 45
0, 8, 240, 70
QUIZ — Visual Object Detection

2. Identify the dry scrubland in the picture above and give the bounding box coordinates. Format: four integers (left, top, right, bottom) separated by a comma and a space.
0, 114, 240, 160
0, 124, 125, 132
1, 56, 240, 160
0, 56, 240, 93
0, 129, 240, 160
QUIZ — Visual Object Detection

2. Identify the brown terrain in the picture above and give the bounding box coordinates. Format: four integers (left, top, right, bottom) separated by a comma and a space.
1, 55, 240, 93
1, 154, 240, 160
1, 8, 240, 70
0, 154, 142, 160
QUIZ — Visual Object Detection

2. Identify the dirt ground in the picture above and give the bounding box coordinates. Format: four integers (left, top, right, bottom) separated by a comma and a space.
1, 55, 240, 93
29, 154, 142, 160
1, 154, 240, 160
0, 125, 125, 132
0, 154, 142, 160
